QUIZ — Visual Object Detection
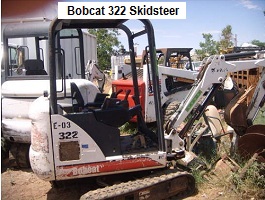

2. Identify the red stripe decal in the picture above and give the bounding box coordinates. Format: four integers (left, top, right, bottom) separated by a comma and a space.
56, 157, 163, 177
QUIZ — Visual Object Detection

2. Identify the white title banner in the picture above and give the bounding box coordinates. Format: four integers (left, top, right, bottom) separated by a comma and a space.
58, 2, 186, 19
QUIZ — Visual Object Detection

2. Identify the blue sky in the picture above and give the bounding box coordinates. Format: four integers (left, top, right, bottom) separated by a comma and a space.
61, 0, 265, 54
116, 0, 265, 54
3, 0, 265, 55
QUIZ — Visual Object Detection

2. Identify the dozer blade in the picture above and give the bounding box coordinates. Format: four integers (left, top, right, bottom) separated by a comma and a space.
238, 131, 265, 162
80, 170, 195, 200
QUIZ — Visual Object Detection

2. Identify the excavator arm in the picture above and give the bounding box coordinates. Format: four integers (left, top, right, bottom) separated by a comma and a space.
246, 67, 265, 122
164, 54, 265, 152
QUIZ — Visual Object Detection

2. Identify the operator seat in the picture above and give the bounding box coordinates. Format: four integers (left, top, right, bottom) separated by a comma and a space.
71, 82, 85, 112
70, 83, 141, 127
93, 90, 141, 127
70, 82, 109, 112
24, 59, 47, 75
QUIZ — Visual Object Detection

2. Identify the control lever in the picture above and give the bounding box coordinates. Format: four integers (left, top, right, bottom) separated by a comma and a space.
111, 89, 123, 98
124, 89, 131, 100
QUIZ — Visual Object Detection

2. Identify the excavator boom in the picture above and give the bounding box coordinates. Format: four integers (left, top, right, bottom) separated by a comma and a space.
164, 52, 265, 162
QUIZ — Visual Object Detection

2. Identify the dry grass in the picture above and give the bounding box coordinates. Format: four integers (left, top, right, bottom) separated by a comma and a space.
190, 106, 265, 200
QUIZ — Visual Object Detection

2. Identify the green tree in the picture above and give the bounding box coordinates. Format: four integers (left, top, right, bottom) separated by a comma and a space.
195, 33, 218, 60
88, 29, 121, 70
251, 39, 265, 47
219, 25, 234, 50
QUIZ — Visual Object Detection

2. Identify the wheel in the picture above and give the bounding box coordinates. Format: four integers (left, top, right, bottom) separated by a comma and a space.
10, 143, 31, 168
163, 101, 180, 129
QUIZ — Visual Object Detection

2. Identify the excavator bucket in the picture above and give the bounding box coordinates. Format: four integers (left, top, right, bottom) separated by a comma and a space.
225, 85, 265, 162
224, 86, 255, 136
238, 125, 265, 162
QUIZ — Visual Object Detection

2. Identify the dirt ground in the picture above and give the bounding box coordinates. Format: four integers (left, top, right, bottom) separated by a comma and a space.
1, 155, 240, 200
1, 168, 93, 200
1, 169, 231, 200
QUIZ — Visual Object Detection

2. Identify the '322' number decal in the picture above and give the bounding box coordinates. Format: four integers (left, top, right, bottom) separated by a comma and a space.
59, 131, 78, 140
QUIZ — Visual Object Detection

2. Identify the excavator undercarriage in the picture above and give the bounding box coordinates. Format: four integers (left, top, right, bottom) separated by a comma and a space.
80, 169, 195, 200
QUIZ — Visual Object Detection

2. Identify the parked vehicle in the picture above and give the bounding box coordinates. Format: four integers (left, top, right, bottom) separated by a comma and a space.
29, 18, 197, 199
111, 48, 198, 123
1, 18, 99, 167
